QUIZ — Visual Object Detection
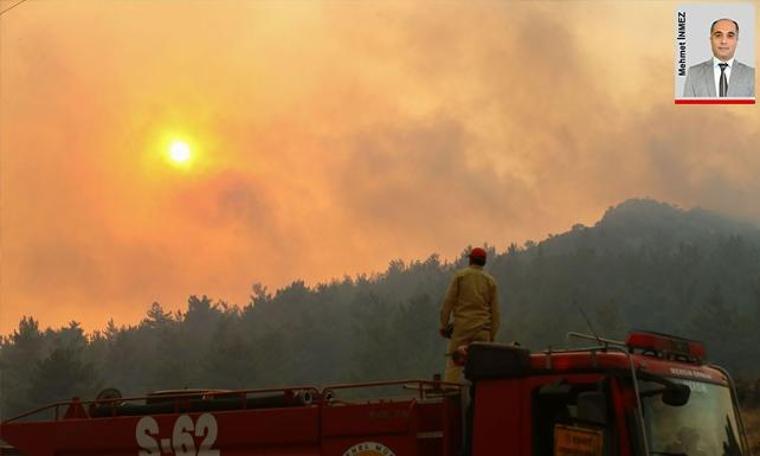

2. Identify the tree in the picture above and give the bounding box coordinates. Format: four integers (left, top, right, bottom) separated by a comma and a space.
690, 284, 740, 365
594, 299, 627, 340
142, 302, 174, 329
0, 317, 46, 418
26, 346, 99, 412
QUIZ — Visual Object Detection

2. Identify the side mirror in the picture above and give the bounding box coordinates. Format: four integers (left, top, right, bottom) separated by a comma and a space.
577, 391, 608, 425
639, 374, 692, 407
662, 383, 690, 407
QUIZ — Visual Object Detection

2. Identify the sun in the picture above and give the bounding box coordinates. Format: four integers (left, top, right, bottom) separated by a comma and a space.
169, 140, 192, 164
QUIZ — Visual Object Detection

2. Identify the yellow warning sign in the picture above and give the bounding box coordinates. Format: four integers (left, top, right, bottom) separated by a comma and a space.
554, 425, 603, 456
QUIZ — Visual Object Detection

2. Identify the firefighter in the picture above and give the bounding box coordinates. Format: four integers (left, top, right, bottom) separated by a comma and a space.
439, 247, 500, 383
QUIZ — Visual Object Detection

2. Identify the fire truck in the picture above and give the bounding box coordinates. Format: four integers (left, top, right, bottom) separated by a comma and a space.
0, 331, 751, 455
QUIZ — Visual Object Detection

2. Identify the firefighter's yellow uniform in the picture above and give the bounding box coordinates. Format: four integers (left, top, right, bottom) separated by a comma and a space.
440, 264, 500, 383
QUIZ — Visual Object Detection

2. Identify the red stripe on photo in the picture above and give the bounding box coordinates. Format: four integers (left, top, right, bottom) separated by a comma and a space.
674, 99, 756, 105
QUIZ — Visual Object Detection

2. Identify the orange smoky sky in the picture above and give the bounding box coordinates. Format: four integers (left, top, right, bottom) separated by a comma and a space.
1, 1, 759, 334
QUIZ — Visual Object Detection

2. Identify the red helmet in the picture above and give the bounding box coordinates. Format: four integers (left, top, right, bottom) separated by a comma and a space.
469, 247, 487, 260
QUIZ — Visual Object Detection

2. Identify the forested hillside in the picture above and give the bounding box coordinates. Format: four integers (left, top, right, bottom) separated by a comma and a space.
2, 198, 760, 418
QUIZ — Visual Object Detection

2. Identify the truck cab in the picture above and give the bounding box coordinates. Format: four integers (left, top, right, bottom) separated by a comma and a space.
465, 331, 750, 455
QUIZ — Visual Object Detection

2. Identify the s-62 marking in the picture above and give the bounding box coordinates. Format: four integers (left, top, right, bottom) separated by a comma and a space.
136, 413, 219, 456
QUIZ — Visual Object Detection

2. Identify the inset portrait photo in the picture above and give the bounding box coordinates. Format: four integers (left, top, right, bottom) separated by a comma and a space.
674, 4, 755, 104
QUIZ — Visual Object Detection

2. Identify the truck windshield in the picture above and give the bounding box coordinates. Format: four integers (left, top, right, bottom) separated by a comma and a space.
639, 378, 743, 456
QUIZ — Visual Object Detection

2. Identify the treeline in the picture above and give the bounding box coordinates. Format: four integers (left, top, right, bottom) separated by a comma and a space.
2, 199, 760, 418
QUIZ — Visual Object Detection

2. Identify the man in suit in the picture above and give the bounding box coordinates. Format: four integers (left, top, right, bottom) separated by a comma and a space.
683, 18, 755, 98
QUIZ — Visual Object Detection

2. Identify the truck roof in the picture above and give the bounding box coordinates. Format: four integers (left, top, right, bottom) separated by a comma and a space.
464, 331, 727, 385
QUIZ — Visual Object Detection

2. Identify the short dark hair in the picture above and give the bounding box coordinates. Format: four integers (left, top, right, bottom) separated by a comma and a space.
711, 18, 739, 35
470, 256, 486, 267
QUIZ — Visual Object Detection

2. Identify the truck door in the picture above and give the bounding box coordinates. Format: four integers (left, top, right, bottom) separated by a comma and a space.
531, 374, 612, 456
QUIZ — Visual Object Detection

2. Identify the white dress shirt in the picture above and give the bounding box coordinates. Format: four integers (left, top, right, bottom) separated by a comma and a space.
713, 57, 734, 96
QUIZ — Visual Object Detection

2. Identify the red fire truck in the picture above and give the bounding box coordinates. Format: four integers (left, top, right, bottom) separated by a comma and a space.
0, 331, 751, 455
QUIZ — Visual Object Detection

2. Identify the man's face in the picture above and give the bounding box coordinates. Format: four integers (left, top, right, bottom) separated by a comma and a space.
711, 19, 738, 61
